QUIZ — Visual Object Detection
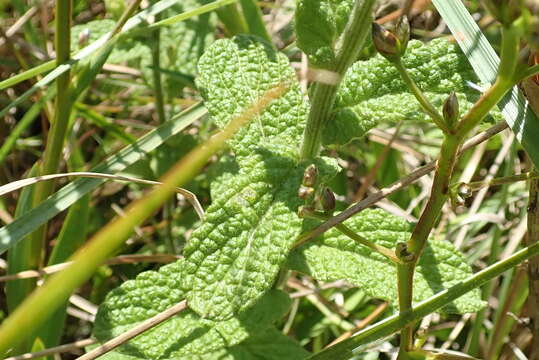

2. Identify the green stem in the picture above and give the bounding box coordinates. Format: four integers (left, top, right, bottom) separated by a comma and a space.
300, 0, 375, 160
151, 15, 166, 124
239, 0, 272, 44
303, 211, 398, 262
393, 59, 449, 133
310, 239, 539, 360
216, 3, 249, 36
395, 28, 519, 356
30, 0, 72, 274
527, 173, 539, 360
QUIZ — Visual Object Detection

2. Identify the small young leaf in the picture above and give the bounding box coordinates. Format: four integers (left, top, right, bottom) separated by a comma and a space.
287, 209, 484, 314
324, 39, 501, 146
295, 0, 354, 68
93, 260, 292, 359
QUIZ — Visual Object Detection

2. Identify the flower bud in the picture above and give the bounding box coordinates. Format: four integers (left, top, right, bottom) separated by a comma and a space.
372, 23, 399, 59
442, 92, 459, 130
320, 187, 336, 213
458, 183, 472, 199
303, 164, 318, 187
372, 17, 409, 61
298, 185, 314, 199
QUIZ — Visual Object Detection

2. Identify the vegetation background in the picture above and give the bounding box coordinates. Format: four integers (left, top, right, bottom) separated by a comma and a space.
1, 0, 539, 359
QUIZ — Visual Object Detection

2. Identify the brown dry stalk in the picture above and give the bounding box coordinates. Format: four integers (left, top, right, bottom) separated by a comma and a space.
77, 301, 188, 360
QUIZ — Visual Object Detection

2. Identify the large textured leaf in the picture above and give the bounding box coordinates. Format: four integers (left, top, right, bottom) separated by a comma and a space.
205, 328, 310, 359
180, 35, 321, 320
324, 39, 500, 146
295, 0, 354, 68
287, 209, 484, 314
93, 260, 292, 359
92, 328, 308, 360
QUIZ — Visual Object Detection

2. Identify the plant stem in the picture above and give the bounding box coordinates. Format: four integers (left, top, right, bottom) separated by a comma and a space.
239, 0, 272, 44
19, 0, 72, 289
300, 0, 375, 160
310, 239, 539, 360
393, 59, 449, 133
216, 3, 249, 36
465, 172, 539, 191
301, 211, 398, 262
527, 173, 539, 360
395, 25, 519, 355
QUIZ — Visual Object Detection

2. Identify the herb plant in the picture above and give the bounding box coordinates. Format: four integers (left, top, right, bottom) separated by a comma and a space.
1, 1, 539, 359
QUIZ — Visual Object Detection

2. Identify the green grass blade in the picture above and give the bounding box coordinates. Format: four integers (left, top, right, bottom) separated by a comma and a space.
151, 0, 238, 28
0, 85, 284, 356
0, 0, 178, 118
0, 88, 55, 165
239, 0, 272, 44
5, 164, 38, 352
0, 103, 207, 255
37, 147, 91, 350
432, 0, 539, 168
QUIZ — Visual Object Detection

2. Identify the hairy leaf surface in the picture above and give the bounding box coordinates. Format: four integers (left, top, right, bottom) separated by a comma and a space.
324, 39, 500, 145
288, 209, 484, 313
92, 328, 308, 360
183, 35, 329, 320
93, 260, 292, 359
295, 0, 354, 68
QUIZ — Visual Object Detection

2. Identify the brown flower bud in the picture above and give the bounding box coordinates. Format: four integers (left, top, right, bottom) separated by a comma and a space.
303, 164, 318, 187
442, 92, 459, 130
320, 187, 336, 213
298, 186, 314, 199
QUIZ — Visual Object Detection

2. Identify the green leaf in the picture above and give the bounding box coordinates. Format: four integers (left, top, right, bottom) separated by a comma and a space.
92, 328, 308, 360
206, 327, 310, 359
287, 208, 485, 314
94, 260, 292, 359
295, 0, 354, 68
71, 0, 215, 92
196, 35, 308, 160
324, 38, 499, 146
182, 36, 340, 320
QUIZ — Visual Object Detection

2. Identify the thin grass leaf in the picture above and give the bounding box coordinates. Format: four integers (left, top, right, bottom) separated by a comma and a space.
0, 84, 286, 356
0, 103, 207, 255
432, 0, 539, 168
0, 0, 234, 118
0, 171, 204, 220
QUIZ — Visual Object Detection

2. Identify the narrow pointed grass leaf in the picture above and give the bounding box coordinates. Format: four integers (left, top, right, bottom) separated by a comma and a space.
432, 0, 539, 168
0, 0, 234, 118
0, 103, 207, 254
0, 84, 284, 355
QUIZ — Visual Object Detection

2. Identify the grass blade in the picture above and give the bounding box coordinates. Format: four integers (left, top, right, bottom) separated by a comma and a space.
0, 85, 286, 356
432, 0, 539, 168
0, 103, 207, 255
